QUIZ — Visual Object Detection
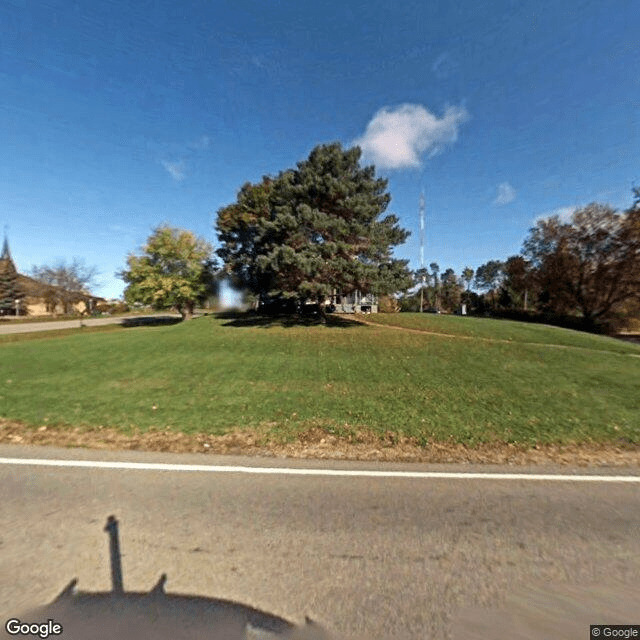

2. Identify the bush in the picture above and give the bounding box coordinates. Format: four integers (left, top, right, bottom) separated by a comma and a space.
112, 302, 130, 314
378, 295, 400, 313
95, 302, 130, 315
398, 294, 420, 312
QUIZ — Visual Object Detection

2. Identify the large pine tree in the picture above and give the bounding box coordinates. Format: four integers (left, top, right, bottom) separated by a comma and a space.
216, 143, 412, 310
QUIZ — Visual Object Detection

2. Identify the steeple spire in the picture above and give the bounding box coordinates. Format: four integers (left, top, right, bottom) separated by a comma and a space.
0, 228, 17, 276
1, 226, 11, 262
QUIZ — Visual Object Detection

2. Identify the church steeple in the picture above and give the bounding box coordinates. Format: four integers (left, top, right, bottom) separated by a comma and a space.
1, 234, 12, 262
0, 229, 17, 276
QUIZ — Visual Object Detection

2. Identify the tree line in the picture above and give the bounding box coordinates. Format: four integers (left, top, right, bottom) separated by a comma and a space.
404, 192, 640, 332
114, 141, 640, 332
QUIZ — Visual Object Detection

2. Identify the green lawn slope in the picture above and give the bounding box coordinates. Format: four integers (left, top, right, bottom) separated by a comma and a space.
1, 312, 639, 447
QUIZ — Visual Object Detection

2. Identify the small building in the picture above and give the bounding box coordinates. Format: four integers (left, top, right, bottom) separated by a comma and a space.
327, 290, 378, 314
0, 236, 105, 317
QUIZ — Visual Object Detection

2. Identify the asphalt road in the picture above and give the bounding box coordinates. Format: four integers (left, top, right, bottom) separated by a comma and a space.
1, 446, 639, 639
0, 314, 183, 334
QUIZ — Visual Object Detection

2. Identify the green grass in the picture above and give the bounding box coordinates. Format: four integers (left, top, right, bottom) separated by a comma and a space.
364, 313, 640, 354
1, 313, 639, 446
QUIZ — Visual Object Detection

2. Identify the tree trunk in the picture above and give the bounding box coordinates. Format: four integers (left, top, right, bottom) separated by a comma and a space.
318, 296, 327, 324
182, 301, 195, 320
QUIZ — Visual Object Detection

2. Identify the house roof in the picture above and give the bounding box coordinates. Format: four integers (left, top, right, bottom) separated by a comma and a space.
16, 273, 105, 303
0, 235, 105, 303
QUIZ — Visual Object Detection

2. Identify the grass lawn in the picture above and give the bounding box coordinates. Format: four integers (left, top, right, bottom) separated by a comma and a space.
1, 312, 639, 447
363, 313, 639, 354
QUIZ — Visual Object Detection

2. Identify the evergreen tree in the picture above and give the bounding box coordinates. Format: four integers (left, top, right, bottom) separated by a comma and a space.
440, 268, 462, 312
461, 266, 474, 291
216, 143, 412, 311
0, 237, 19, 315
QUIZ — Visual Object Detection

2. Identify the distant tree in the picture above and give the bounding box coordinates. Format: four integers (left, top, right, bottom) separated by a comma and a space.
429, 262, 440, 286
29, 257, 100, 315
413, 268, 431, 288
474, 260, 504, 308
216, 143, 412, 314
119, 225, 217, 319
398, 291, 421, 312
440, 268, 462, 312
429, 262, 440, 308
461, 266, 474, 291
500, 255, 533, 310
523, 201, 640, 327
413, 267, 431, 311
0, 246, 19, 315
0, 273, 18, 314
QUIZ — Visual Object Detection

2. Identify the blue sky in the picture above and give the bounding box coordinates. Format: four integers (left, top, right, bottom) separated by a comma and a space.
1, 0, 638, 299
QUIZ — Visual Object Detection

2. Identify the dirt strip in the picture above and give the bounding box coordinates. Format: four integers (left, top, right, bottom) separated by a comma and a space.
1, 421, 639, 466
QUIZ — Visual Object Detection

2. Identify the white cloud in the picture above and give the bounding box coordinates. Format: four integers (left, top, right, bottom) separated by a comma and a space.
161, 160, 186, 181
352, 103, 469, 170
494, 182, 516, 205
534, 206, 577, 224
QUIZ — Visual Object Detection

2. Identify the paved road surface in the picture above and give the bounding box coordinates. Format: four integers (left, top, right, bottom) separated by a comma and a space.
0, 314, 183, 334
1, 446, 639, 639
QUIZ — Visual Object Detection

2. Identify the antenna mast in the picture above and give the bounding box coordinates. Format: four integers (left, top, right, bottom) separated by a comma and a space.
419, 190, 425, 312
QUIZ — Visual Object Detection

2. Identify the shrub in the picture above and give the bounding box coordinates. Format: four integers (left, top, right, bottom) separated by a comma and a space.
378, 295, 400, 313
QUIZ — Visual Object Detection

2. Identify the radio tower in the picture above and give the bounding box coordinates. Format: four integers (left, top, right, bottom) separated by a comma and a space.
419, 190, 426, 312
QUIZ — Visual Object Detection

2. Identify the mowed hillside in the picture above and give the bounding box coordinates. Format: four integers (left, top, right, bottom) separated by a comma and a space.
1, 313, 639, 449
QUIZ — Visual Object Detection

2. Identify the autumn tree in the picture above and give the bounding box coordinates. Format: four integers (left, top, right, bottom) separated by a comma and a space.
500, 255, 533, 310
29, 257, 99, 315
523, 201, 640, 327
216, 143, 412, 312
119, 225, 217, 319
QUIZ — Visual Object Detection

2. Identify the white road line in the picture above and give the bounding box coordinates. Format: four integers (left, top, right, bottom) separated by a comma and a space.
0, 457, 639, 481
